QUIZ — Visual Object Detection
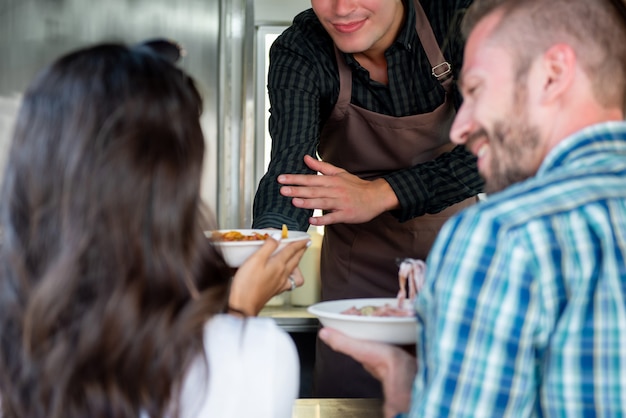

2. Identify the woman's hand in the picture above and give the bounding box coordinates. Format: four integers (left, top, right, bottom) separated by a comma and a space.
229, 236, 309, 316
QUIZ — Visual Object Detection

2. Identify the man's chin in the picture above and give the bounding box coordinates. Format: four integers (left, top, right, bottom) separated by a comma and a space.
483, 178, 508, 195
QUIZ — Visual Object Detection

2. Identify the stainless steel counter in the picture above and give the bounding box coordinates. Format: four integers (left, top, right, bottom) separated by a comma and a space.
293, 398, 383, 418
260, 304, 320, 333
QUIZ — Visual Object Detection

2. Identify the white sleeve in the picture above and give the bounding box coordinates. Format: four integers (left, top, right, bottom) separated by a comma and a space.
179, 315, 300, 418
261, 322, 300, 417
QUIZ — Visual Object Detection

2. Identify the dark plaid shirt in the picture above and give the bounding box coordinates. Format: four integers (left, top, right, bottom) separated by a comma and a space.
252, 0, 483, 231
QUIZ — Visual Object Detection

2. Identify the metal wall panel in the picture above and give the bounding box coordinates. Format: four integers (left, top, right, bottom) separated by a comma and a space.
216, 0, 254, 228
0, 0, 221, 213
253, 0, 309, 25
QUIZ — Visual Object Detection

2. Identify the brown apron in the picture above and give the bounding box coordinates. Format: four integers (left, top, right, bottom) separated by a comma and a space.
313, 0, 476, 398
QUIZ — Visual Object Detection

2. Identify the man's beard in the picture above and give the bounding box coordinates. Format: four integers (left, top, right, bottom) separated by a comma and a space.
484, 86, 541, 194
484, 121, 540, 194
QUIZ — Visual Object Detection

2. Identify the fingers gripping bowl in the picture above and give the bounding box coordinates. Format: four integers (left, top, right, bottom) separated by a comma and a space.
308, 260, 424, 345
307, 298, 417, 345
207, 229, 311, 267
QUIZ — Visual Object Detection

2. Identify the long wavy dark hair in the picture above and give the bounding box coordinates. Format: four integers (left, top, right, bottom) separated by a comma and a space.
0, 42, 232, 417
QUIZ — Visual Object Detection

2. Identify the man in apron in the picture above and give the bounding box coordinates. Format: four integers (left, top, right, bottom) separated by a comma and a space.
252, 0, 482, 398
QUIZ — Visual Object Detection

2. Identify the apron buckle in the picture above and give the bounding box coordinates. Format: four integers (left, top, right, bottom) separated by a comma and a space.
432, 62, 452, 80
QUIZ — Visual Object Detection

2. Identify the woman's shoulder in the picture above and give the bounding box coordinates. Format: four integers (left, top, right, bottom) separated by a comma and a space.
205, 314, 290, 343
178, 314, 299, 418
203, 314, 298, 367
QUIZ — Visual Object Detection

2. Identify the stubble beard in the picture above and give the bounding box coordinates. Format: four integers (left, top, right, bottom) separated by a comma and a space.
484, 84, 541, 194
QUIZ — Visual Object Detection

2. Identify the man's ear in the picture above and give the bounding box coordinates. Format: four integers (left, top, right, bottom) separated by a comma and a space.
539, 43, 577, 105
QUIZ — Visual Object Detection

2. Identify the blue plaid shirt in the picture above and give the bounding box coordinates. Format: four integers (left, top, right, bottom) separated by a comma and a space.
409, 122, 626, 417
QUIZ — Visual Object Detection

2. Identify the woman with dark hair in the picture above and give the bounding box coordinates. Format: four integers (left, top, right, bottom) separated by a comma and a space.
0, 42, 308, 418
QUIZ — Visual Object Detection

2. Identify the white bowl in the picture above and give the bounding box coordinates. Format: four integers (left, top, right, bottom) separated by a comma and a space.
207, 229, 310, 267
307, 298, 417, 345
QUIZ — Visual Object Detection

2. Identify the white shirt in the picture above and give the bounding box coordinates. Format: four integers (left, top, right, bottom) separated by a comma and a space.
178, 314, 300, 418
0, 315, 298, 418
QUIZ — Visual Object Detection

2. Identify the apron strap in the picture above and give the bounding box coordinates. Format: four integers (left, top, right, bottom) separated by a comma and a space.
333, 46, 353, 111
412, 0, 454, 88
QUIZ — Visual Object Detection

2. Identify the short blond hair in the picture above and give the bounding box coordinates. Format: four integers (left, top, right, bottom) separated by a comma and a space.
463, 0, 626, 109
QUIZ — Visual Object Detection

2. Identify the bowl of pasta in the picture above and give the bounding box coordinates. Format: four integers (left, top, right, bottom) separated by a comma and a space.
206, 226, 310, 267
307, 297, 417, 345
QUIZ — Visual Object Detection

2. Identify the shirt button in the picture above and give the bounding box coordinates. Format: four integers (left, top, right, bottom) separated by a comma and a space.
407, 43, 412, 51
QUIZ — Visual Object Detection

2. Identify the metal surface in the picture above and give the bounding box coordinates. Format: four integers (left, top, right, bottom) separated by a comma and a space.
217, 0, 252, 228
293, 398, 384, 418
0, 0, 220, 209
260, 304, 320, 333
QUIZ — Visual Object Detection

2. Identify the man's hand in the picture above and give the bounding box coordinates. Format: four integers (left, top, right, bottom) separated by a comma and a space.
319, 327, 416, 418
277, 155, 400, 226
